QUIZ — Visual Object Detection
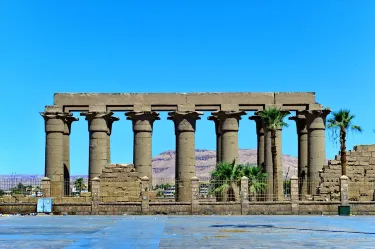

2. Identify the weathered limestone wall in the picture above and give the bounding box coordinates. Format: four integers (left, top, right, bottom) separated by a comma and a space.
99, 164, 143, 202
319, 145, 375, 201
3, 201, 375, 215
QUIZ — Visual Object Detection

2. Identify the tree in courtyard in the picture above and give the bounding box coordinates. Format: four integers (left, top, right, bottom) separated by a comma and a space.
241, 165, 268, 200
74, 178, 86, 192
258, 107, 289, 199
327, 109, 362, 176
210, 161, 244, 201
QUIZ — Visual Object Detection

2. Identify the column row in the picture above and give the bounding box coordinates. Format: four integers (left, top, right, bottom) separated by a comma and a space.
41, 108, 330, 200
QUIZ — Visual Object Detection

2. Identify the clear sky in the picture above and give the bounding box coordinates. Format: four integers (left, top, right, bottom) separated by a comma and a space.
0, 0, 374, 175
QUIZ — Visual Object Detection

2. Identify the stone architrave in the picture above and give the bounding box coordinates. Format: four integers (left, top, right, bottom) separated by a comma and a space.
126, 111, 160, 184
106, 116, 119, 164
81, 111, 119, 183
41, 112, 77, 197
168, 111, 202, 202
63, 115, 78, 195
212, 110, 246, 164
208, 115, 222, 165
289, 113, 308, 199
249, 115, 265, 167
302, 109, 331, 195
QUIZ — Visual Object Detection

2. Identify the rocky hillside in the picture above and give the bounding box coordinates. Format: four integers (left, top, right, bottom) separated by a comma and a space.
152, 149, 298, 179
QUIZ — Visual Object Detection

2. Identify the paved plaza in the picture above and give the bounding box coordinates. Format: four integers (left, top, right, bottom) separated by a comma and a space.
0, 215, 374, 248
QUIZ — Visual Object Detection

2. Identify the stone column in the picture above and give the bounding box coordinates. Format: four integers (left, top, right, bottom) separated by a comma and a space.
249, 115, 265, 167
106, 116, 119, 164
81, 112, 118, 184
208, 115, 222, 164
41, 112, 73, 197
212, 111, 246, 164
289, 113, 308, 199
302, 109, 331, 195
126, 111, 159, 185
168, 111, 202, 202
63, 116, 78, 195
263, 127, 273, 201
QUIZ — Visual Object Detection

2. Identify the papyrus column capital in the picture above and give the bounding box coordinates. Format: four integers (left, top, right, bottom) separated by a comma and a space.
126, 111, 160, 132
168, 111, 203, 133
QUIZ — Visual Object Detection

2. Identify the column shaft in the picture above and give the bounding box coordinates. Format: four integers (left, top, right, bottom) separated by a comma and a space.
208, 116, 222, 165
63, 116, 78, 196
303, 109, 330, 195
168, 111, 202, 202
290, 113, 308, 199
81, 112, 118, 184
41, 112, 74, 197
126, 111, 159, 186
275, 128, 283, 200
250, 116, 265, 167
264, 128, 273, 200
213, 111, 245, 164
106, 116, 119, 164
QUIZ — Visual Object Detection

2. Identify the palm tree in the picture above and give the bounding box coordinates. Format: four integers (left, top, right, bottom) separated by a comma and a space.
242, 165, 268, 200
210, 161, 244, 201
327, 109, 362, 176
74, 178, 86, 193
258, 107, 289, 200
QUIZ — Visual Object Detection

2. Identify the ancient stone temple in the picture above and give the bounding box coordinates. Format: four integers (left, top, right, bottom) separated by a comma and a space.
40, 92, 330, 201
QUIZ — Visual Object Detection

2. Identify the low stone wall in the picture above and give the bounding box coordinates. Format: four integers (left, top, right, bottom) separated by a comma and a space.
199, 202, 242, 215
246, 202, 292, 215
149, 202, 191, 215
3, 200, 375, 215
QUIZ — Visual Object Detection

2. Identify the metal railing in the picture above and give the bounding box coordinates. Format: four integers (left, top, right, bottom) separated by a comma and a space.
0, 178, 42, 197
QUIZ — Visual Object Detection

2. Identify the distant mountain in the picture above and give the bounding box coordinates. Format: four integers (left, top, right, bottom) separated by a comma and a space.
152, 149, 298, 179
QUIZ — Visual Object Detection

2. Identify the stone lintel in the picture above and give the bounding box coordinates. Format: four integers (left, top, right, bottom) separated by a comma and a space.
220, 104, 239, 111
89, 105, 107, 113
45, 105, 63, 112
133, 104, 152, 112
177, 104, 195, 112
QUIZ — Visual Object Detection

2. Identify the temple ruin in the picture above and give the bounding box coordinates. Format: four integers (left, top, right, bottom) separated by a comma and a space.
40, 92, 331, 201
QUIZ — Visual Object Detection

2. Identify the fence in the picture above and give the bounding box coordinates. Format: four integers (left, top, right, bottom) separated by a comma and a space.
0, 178, 42, 197
198, 179, 241, 202
3, 176, 372, 204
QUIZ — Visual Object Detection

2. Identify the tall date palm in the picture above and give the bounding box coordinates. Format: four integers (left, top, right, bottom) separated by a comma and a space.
327, 109, 362, 176
258, 107, 289, 199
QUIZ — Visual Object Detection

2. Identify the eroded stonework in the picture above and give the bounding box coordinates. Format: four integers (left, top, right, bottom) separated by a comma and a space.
319, 145, 375, 201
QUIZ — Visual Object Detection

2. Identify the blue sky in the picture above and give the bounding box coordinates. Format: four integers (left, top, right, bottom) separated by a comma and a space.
0, 0, 374, 175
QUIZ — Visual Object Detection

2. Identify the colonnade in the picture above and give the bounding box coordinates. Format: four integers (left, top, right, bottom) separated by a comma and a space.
41, 108, 330, 200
